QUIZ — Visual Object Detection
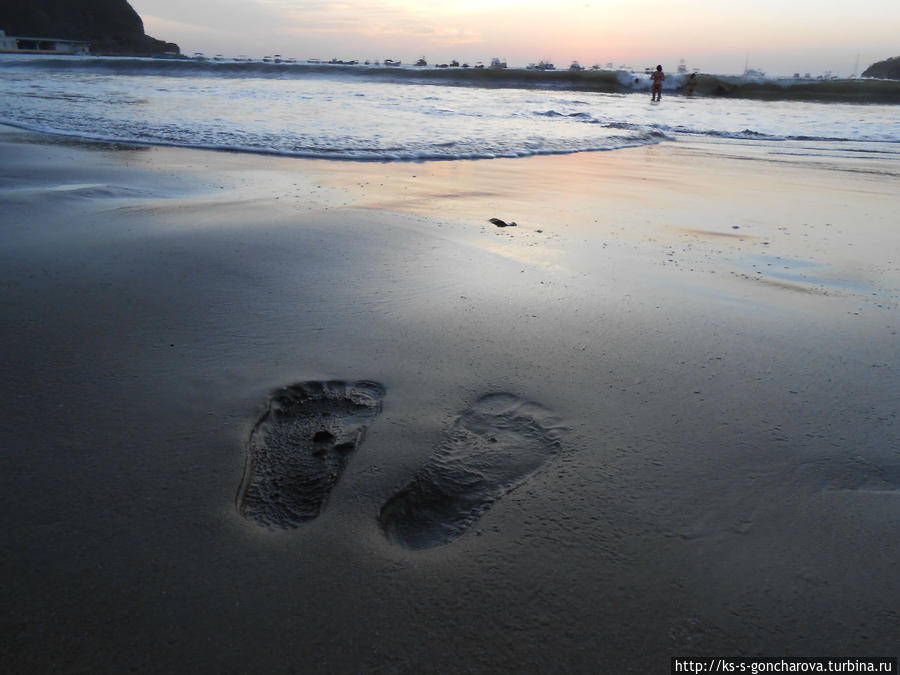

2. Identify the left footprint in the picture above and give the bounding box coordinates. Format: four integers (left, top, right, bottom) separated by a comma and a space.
237, 380, 385, 529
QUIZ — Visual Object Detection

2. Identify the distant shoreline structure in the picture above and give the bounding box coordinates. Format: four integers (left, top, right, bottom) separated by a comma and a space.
0, 0, 179, 56
181, 52, 888, 82
0, 29, 89, 55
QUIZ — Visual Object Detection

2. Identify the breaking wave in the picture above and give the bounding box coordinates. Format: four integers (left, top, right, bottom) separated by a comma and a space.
1, 54, 897, 162
3, 55, 899, 103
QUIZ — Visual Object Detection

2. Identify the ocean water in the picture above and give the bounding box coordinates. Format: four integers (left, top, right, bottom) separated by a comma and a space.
1, 54, 898, 162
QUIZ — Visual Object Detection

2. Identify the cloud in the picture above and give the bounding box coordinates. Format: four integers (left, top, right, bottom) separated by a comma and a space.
250, 0, 489, 52
132, 0, 900, 73
140, 14, 230, 39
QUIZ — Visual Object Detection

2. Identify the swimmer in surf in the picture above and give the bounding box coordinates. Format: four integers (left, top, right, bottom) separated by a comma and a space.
651, 65, 665, 101
686, 72, 697, 96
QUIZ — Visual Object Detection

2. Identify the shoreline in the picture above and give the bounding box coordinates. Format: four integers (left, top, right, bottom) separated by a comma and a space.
2, 125, 897, 672
3, 54, 900, 103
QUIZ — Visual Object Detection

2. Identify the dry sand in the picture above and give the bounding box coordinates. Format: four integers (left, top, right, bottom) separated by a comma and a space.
2, 124, 898, 672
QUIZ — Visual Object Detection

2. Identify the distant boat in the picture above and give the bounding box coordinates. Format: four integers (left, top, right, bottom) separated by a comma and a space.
743, 57, 765, 78
383, 59, 401, 67
489, 57, 507, 69
415, 57, 427, 67
528, 60, 555, 71
568, 61, 584, 71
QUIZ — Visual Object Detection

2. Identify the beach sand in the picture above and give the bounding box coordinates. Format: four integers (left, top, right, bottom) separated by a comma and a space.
2, 124, 898, 672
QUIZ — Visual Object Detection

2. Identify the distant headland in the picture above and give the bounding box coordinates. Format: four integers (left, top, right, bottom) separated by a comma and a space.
0, 0, 178, 56
862, 56, 900, 80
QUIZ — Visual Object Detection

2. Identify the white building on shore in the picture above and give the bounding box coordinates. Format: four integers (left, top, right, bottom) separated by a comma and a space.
0, 29, 90, 54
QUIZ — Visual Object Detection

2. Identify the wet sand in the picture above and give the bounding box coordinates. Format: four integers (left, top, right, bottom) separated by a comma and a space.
1, 124, 898, 672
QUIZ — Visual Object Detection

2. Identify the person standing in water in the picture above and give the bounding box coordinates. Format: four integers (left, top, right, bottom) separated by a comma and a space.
685, 72, 697, 96
650, 64, 665, 101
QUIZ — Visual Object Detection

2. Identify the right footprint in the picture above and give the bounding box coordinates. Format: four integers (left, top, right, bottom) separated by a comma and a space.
379, 393, 566, 549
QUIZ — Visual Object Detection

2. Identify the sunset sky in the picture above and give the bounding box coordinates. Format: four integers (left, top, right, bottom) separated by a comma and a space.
130, 0, 899, 76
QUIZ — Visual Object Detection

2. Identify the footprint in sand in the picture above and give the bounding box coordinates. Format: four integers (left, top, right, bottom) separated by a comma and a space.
237, 380, 385, 529
379, 393, 565, 549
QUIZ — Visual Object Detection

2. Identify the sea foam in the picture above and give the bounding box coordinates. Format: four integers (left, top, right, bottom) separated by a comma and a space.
1, 55, 897, 162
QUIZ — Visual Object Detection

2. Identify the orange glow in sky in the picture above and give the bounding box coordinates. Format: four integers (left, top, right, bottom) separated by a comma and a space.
131, 0, 899, 76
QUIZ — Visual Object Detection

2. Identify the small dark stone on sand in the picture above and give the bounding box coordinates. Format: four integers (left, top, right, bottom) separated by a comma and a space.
489, 218, 517, 228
